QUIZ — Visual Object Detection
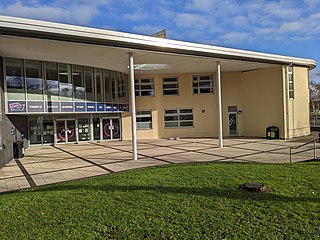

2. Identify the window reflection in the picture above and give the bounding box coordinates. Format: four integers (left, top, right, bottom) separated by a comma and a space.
59, 63, 73, 101
26, 60, 43, 100
6, 58, 25, 100
85, 67, 94, 101
4, 58, 129, 111
73, 65, 85, 101
45, 62, 59, 101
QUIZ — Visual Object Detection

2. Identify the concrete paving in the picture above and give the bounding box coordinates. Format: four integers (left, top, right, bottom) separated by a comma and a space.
0, 137, 318, 194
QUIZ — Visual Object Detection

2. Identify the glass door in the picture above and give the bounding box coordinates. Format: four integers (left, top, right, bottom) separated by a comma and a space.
111, 118, 121, 140
56, 121, 66, 143
78, 117, 90, 142
102, 119, 112, 140
67, 120, 76, 143
102, 118, 121, 140
42, 120, 54, 143
228, 106, 238, 136
93, 118, 101, 140
56, 120, 76, 143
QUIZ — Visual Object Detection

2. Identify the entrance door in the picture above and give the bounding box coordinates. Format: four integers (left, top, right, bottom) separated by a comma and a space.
102, 118, 121, 140
56, 120, 76, 143
228, 106, 238, 136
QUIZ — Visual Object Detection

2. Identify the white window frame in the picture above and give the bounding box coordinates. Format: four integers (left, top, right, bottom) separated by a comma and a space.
162, 77, 179, 96
193, 75, 214, 94
287, 66, 294, 99
136, 110, 153, 129
164, 108, 193, 128
135, 78, 154, 97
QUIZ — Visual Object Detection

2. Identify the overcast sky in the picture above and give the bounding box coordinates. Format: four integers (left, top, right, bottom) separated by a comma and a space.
0, 0, 319, 81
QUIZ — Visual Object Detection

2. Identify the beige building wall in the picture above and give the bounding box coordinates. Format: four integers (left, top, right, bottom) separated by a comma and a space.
122, 66, 310, 141
285, 66, 310, 138
241, 67, 285, 138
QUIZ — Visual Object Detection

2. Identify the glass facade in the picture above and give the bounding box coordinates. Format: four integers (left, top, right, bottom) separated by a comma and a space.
4, 58, 129, 114
5, 58, 25, 101
27, 114, 121, 145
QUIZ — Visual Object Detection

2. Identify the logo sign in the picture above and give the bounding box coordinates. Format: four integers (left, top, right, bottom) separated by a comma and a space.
28, 101, 44, 112
75, 102, 86, 112
8, 101, 26, 113
105, 103, 113, 112
86, 102, 97, 112
97, 103, 105, 112
46, 101, 60, 112
61, 102, 74, 112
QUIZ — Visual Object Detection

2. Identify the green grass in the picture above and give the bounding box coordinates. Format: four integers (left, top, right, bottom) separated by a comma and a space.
1, 162, 320, 239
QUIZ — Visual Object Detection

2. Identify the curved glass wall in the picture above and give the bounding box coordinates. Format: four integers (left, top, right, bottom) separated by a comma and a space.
4, 58, 129, 114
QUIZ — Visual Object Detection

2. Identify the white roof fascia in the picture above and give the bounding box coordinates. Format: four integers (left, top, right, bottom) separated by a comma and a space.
0, 15, 316, 69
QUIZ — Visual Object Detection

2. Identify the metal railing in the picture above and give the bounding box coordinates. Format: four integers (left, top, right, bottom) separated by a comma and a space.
289, 137, 320, 163
310, 114, 320, 127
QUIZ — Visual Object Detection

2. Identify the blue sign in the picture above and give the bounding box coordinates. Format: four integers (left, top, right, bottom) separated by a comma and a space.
113, 104, 119, 112
8, 101, 26, 113
46, 101, 60, 112
97, 103, 105, 112
75, 102, 86, 112
105, 103, 113, 112
61, 102, 74, 112
86, 102, 97, 112
7, 100, 129, 114
28, 101, 44, 112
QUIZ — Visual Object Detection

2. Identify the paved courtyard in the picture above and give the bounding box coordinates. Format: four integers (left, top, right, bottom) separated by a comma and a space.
0, 137, 319, 194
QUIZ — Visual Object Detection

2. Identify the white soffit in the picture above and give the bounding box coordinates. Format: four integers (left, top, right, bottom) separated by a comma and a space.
0, 35, 277, 74
0, 15, 316, 70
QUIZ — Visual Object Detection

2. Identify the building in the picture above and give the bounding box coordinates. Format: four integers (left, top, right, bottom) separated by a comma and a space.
0, 15, 316, 167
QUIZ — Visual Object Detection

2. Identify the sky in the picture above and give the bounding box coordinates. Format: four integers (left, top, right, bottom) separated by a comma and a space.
0, 0, 319, 82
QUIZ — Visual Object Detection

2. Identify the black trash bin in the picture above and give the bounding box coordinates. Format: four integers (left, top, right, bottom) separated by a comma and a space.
13, 141, 24, 158
266, 126, 279, 139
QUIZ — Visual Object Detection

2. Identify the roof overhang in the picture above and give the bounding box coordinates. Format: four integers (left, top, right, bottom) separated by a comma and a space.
0, 15, 316, 72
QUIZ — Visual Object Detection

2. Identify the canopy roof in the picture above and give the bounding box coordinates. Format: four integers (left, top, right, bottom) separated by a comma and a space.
0, 15, 316, 74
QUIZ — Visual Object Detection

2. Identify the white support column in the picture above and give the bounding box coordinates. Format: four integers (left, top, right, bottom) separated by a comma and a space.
216, 61, 223, 148
129, 53, 138, 160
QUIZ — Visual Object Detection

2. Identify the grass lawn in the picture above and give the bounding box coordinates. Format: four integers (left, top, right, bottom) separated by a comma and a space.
0, 162, 320, 239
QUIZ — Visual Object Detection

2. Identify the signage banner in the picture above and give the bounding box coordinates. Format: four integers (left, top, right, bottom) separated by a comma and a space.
97, 103, 105, 112
46, 101, 60, 112
8, 101, 26, 113
75, 102, 86, 112
6, 101, 129, 114
86, 102, 97, 112
28, 101, 44, 112
105, 103, 113, 112
112, 104, 119, 112
61, 102, 74, 112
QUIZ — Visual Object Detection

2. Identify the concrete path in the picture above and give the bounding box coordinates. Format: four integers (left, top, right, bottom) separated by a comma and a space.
0, 137, 318, 194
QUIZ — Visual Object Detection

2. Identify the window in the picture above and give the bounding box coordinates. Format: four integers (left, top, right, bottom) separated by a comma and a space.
110, 70, 117, 101
59, 63, 73, 101
44, 62, 59, 101
164, 108, 193, 128
288, 66, 294, 99
118, 73, 127, 98
163, 77, 179, 95
135, 78, 154, 96
136, 110, 152, 129
26, 60, 43, 100
73, 65, 85, 101
95, 69, 103, 102
193, 75, 213, 94
85, 67, 94, 101
103, 70, 112, 102
5, 58, 25, 100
